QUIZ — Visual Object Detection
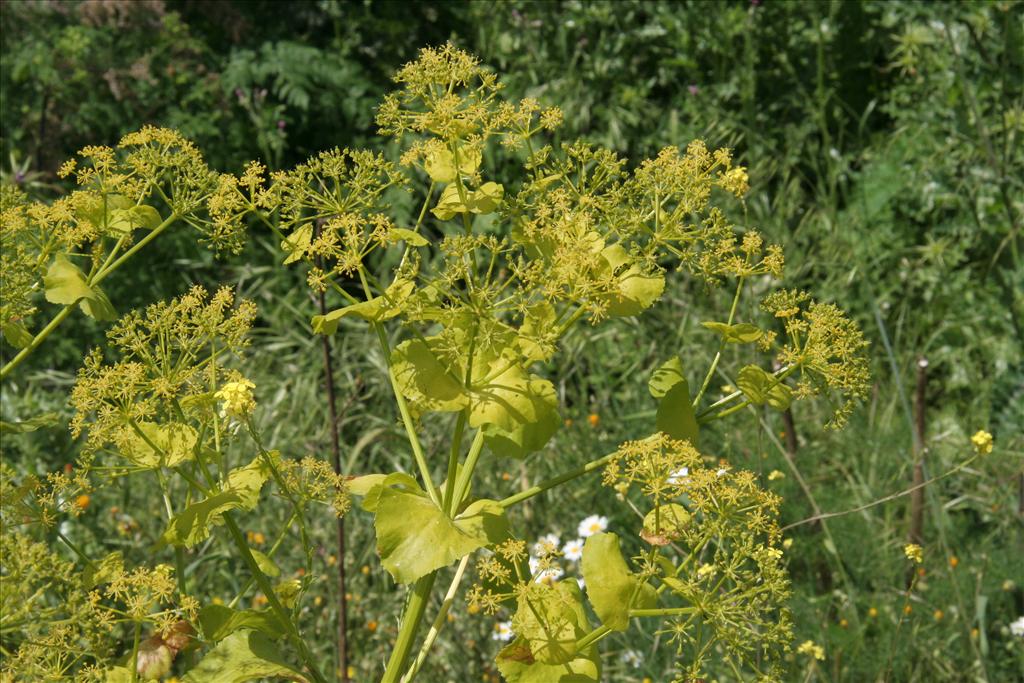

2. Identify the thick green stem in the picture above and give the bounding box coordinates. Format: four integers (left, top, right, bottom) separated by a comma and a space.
380, 572, 438, 683
0, 305, 74, 380
399, 556, 471, 683
443, 412, 468, 514
450, 429, 485, 512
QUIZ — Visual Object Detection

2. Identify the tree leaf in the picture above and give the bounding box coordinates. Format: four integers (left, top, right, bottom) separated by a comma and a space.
655, 380, 699, 445
701, 321, 764, 344
374, 487, 509, 584
0, 412, 60, 434
182, 630, 307, 683
198, 605, 287, 644
648, 356, 685, 398
737, 365, 793, 410
580, 532, 652, 631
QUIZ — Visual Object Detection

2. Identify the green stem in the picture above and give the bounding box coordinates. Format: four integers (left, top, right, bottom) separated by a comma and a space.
573, 624, 612, 652
0, 305, 74, 380
449, 429, 485, 511
692, 276, 745, 408
399, 556, 471, 683
498, 451, 618, 509
129, 619, 142, 683
92, 214, 178, 286
443, 411, 468, 514
380, 572, 438, 683
629, 607, 696, 618
222, 513, 327, 683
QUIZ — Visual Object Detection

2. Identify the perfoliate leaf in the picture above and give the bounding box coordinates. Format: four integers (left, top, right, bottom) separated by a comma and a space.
737, 365, 793, 410
655, 380, 699, 445
161, 457, 272, 547
388, 228, 429, 247
391, 337, 469, 412
198, 605, 287, 644
598, 244, 664, 317
469, 360, 554, 432
43, 254, 116, 320
1, 321, 33, 348
581, 532, 654, 631
481, 376, 560, 459
83, 551, 124, 589
374, 486, 509, 584
701, 321, 764, 344
431, 184, 469, 220
350, 472, 422, 512
0, 412, 60, 434
182, 630, 307, 683
424, 145, 481, 183
648, 356, 685, 398
430, 182, 504, 220
496, 637, 600, 682
312, 279, 414, 334
470, 182, 504, 214
78, 193, 132, 232
108, 205, 162, 234
119, 422, 198, 468
515, 581, 590, 665
641, 503, 691, 546
281, 224, 313, 265
516, 301, 557, 362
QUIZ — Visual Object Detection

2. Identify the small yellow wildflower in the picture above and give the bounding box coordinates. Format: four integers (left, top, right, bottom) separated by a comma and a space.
768, 469, 785, 481
314, 596, 323, 607
797, 640, 825, 661
247, 531, 266, 545
949, 556, 959, 569
970, 627, 979, 639
327, 554, 337, 566
75, 494, 91, 510
782, 538, 793, 550
839, 618, 849, 629
347, 667, 355, 679
366, 620, 378, 633
215, 379, 256, 419
971, 429, 993, 455
903, 604, 913, 615
904, 543, 923, 563
868, 607, 878, 618
933, 609, 944, 621
587, 413, 600, 428
361, 565, 370, 575
211, 597, 224, 605
564, 418, 574, 428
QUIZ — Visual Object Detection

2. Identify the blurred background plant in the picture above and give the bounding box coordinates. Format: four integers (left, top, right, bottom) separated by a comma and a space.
2, 1, 1021, 681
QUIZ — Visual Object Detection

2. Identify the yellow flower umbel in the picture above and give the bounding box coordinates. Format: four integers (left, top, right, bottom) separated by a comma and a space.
971, 429, 993, 455
797, 640, 825, 661
904, 543, 923, 564
215, 379, 256, 419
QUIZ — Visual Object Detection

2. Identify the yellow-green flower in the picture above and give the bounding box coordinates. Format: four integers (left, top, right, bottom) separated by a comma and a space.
215, 379, 256, 419
904, 543, 923, 564
971, 429, 993, 455
797, 639, 825, 661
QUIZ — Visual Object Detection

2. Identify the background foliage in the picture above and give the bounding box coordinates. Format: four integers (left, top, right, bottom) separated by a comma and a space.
2, 1, 1022, 681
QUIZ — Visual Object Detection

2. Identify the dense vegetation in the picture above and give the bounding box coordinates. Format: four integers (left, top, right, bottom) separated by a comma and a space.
1, 1, 1021, 681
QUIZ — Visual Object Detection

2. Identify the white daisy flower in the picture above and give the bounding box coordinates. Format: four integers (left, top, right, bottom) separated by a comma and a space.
716, 468, 728, 477
1010, 615, 1024, 638
492, 620, 514, 641
532, 533, 561, 557
562, 538, 585, 562
621, 649, 643, 668
578, 514, 608, 538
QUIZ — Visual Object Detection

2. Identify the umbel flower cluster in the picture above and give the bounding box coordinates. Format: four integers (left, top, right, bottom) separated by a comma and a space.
1, 43, 872, 683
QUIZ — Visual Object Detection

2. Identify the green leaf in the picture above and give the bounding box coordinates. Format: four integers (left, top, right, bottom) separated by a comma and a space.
83, 551, 124, 589
514, 581, 590, 665
251, 549, 280, 578
580, 532, 652, 631
391, 337, 469, 412
496, 637, 600, 682
108, 205, 162, 234
641, 504, 691, 546
469, 360, 556, 432
2, 320, 33, 348
481, 377, 560, 459
0, 412, 60, 434
430, 181, 504, 220
598, 244, 664, 317
737, 365, 793, 410
198, 605, 287, 644
469, 181, 503, 214
182, 630, 307, 683
701, 321, 764, 344
78, 193, 132, 232
43, 254, 116, 321
374, 487, 509, 584
161, 457, 272, 547
431, 184, 469, 220
119, 422, 198, 468
648, 356, 685, 398
516, 302, 557, 362
311, 279, 414, 334
357, 472, 422, 512
281, 224, 312, 265
655, 380, 699, 444
388, 228, 429, 247
44, 254, 94, 305
424, 145, 481, 183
